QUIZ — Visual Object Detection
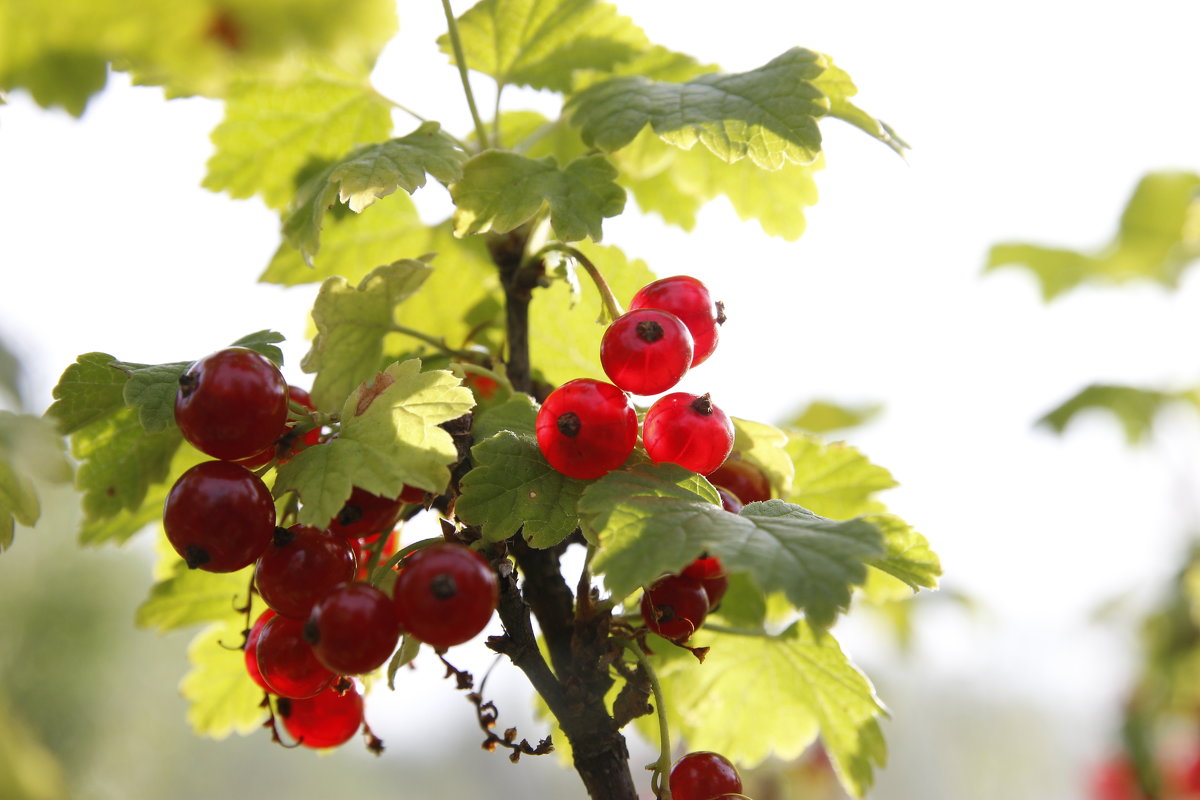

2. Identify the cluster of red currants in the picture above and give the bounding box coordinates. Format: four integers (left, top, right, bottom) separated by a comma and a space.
670, 751, 751, 800
161, 347, 499, 748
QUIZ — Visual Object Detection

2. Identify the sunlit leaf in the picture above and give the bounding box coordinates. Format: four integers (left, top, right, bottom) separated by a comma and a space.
0, 413, 73, 552
1038, 383, 1200, 444
785, 432, 897, 520
181, 618, 267, 739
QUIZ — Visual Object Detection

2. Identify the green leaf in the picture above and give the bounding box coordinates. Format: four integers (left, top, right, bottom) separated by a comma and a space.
274, 359, 473, 528
785, 399, 883, 434
387, 635, 421, 690
45, 353, 127, 435
1038, 384, 1200, 444
0, 335, 22, 409
203, 63, 394, 211
471, 393, 538, 442
785, 432, 897, 520
136, 559, 254, 632
111, 361, 190, 434
986, 171, 1200, 300
451, 151, 625, 242
729, 417, 794, 498
457, 431, 587, 548
569, 47, 827, 169
581, 464, 884, 629
229, 330, 286, 366
181, 618, 267, 740
443, 0, 651, 92
864, 513, 940, 593
652, 624, 886, 796
300, 260, 434, 410
0, 413, 72, 552
812, 55, 908, 156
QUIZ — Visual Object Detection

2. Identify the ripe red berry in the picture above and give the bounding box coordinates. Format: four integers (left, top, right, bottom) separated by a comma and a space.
708, 457, 771, 504
642, 393, 734, 476
305, 582, 401, 675
535, 378, 638, 480
392, 544, 498, 650
255, 615, 336, 699
716, 487, 743, 514
640, 574, 710, 641
682, 556, 729, 609
254, 525, 358, 620
163, 460, 276, 572
629, 276, 723, 367
600, 308, 694, 396
174, 347, 289, 461
328, 487, 404, 539
236, 385, 321, 469
278, 686, 364, 749
244, 608, 277, 692
669, 751, 744, 800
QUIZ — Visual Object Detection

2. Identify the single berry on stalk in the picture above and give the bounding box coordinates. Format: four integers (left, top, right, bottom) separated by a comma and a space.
254, 525, 357, 620
278, 686, 364, 750
642, 392, 734, 476
163, 460, 276, 572
669, 751, 744, 800
709, 456, 771, 505
535, 378, 638, 480
174, 347, 289, 461
600, 308, 694, 395
629, 276, 724, 367
255, 615, 336, 699
682, 556, 729, 609
392, 544, 498, 650
305, 582, 400, 675
640, 573, 710, 642
328, 487, 404, 539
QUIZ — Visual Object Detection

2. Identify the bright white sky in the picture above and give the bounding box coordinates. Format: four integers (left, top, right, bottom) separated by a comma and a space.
1, 2, 1198, 797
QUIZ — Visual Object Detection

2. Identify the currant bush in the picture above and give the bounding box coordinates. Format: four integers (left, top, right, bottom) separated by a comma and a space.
174, 347, 289, 461
642, 392, 735, 476
392, 544, 498, 650
162, 460, 276, 572
536, 378, 639, 480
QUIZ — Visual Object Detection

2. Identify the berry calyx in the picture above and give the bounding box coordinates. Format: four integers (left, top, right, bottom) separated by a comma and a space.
244, 608, 277, 692
669, 751, 744, 800
174, 347, 289, 461
600, 308, 694, 395
305, 582, 400, 675
642, 392, 735, 476
535, 378, 638, 480
629, 276, 724, 367
254, 615, 336, 699
392, 544, 498, 650
254, 525, 358, 620
327, 487, 404, 539
163, 460, 276, 572
708, 456, 771, 505
640, 573, 710, 642
682, 555, 729, 609
277, 686, 364, 750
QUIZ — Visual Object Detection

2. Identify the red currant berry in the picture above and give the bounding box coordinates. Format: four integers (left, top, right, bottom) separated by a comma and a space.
278, 686, 364, 749
669, 751, 744, 800
244, 608, 277, 692
254, 525, 358, 620
305, 582, 401, 675
535, 379, 638, 480
640, 574, 709, 641
392, 544, 498, 650
174, 347, 289, 461
328, 487, 404, 539
163, 460, 276, 572
465, 372, 499, 399
255, 615, 336, 699
708, 457, 771, 504
642, 393, 734, 476
682, 556, 729, 609
399, 484, 426, 504
629, 276, 724, 367
600, 308, 694, 396
716, 487, 743, 514
235, 385, 321, 469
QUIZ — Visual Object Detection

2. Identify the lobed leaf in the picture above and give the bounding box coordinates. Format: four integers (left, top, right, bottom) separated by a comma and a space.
812, 56, 908, 156
110, 361, 190, 434
328, 121, 467, 213
229, 330, 286, 366
451, 151, 626, 242
136, 559, 254, 632
45, 352, 127, 435
785, 432, 897, 520
863, 513, 940, 593
0, 412, 73, 552
1038, 383, 1200, 444
471, 393, 538, 443
180, 618, 267, 740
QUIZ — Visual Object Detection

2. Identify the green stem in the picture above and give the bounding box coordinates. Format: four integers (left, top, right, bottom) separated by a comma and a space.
387, 323, 489, 363
451, 361, 515, 397
536, 243, 624, 322
440, 0, 490, 150
370, 536, 446, 585
617, 637, 673, 800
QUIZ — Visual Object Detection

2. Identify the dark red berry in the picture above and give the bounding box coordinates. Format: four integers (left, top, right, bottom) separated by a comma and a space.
392, 544, 498, 650
399, 484, 426, 504
174, 347, 289, 461
640, 574, 709, 641
465, 373, 499, 399
642, 393, 734, 476
629, 276, 723, 367
355, 529, 399, 581
163, 460, 276, 572
278, 686, 364, 749
716, 487, 743, 514
305, 582, 400, 675
669, 751, 744, 800
255, 615, 336, 699
328, 487, 404, 539
254, 525, 358, 620
709, 457, 771, 504
244, 608, 277, 692
600, 308, 694, 396
535, 378, 638, 480
682, 556, 729, 609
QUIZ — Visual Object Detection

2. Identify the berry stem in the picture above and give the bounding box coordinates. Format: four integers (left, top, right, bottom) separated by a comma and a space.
386, 322, 489, 363
617, 637, 673, 800
452, 361, 515, 397
439, 0, 491, 151
536, 243, 625, 323
370, 536, 445, 585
